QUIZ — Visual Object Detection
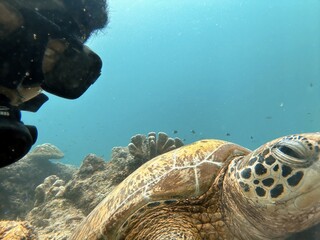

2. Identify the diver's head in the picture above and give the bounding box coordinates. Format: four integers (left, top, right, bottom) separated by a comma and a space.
0, 0, 108, 167
0, 99, 37, 168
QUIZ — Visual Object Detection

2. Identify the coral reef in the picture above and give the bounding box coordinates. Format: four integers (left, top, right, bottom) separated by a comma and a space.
34, 175, 66, 207
0, 133, 318, 239
0, 220, 37, 240
46, 145, 145, 218
23, 132, 183, 238
0, 143, 76, 220
27, 175, 84, 240
25, 150, 136, 239
28, 143, 64, 160
128, 131, 184, 171
63, 154, 114, 215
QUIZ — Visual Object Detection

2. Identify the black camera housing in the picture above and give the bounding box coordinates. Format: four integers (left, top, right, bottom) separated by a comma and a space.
0, 105, 37, 168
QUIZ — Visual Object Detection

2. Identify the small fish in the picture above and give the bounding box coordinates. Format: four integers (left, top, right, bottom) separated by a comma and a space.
250, 136, 254, 139
310, 83, 313, 87
265, 116, 272, 120
173, 130, 178, 134
191, 130, 196, 134
226, 133, 230, 136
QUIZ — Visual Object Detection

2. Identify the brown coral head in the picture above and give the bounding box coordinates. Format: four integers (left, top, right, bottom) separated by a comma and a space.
29, 143, 64, 160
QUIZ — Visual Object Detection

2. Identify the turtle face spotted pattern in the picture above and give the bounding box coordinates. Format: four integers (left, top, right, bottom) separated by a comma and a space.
229, 134, 320, 202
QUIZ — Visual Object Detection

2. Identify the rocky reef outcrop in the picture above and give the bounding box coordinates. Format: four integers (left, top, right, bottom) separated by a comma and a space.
0, 143, 76, 220
27, 174, 84, 240
0, 220, 37, 240
24, 132, 184, 239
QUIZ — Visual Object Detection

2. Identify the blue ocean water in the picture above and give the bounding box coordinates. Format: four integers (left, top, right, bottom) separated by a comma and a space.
24, 0, 320, 166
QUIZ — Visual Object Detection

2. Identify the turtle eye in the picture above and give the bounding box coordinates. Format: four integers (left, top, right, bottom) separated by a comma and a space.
277, 145, 303, 159
271, 137, 316, 168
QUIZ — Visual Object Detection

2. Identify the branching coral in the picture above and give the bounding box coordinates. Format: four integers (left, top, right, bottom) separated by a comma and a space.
34, 175, 65, 207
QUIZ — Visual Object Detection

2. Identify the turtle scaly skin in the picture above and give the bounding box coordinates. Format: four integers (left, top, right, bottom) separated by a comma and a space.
222, 133, 320, 239
70, 140, 249, 239
70, 133, 320, 240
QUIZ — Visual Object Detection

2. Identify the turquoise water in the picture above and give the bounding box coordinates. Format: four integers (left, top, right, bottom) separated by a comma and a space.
24, 0, 320, 166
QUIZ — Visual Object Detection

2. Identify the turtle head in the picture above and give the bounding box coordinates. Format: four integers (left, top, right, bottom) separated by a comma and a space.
223, 133, 320, 239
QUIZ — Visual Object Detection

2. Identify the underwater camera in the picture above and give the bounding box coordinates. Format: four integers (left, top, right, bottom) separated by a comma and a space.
0, 105, 37, 168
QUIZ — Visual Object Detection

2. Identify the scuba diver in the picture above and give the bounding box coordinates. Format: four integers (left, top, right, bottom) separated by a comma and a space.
0, 0, 108, 168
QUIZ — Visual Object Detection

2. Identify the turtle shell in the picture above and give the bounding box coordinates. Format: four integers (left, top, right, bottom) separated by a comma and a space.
70, 139, 250, 239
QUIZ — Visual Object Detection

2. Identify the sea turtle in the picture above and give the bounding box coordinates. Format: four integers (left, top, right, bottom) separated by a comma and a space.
70, 133, 320, 239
